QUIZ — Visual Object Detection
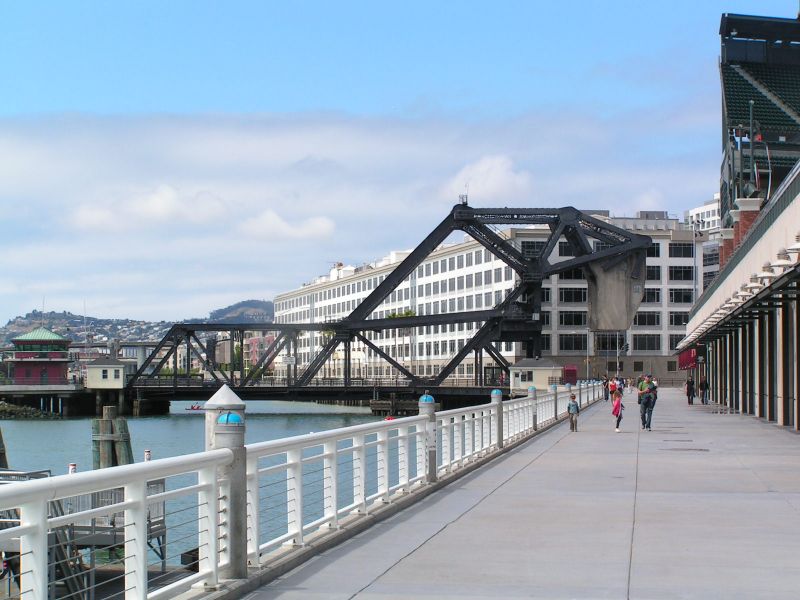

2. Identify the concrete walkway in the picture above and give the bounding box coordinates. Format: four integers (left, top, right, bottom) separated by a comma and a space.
248, 389, 800, 599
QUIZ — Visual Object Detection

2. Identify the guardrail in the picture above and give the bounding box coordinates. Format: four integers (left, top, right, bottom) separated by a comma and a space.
0, 383, 600, 598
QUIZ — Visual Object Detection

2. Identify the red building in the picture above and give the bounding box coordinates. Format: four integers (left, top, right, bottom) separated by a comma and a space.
11, 327, 72, 385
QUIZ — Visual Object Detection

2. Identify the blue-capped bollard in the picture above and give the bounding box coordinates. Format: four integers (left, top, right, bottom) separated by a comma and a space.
528, 386, 538, 430
491, 389, 504, 449
204, 385, 247, 580
419, 392, 437, 484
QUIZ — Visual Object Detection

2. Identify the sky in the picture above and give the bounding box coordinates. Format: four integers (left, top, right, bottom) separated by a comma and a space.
0, 0, 795, 323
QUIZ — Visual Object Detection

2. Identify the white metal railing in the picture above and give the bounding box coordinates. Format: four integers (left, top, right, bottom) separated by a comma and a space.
0, 384, 600, 599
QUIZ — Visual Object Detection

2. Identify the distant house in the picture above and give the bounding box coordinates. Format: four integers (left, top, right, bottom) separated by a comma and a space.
86, 356, 137, 390
10, 327, 71, 385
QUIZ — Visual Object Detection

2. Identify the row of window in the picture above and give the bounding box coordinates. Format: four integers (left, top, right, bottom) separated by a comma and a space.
276, 239, 698, 313
646, 265, 695, 281
528, 333, 684, 353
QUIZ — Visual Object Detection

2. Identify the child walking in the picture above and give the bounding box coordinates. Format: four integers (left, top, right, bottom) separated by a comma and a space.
612, 390, 624, 432
568, 393, 580, 432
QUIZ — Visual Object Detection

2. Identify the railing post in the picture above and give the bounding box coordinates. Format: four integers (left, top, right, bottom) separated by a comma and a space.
551, 384, 559, 420
18, 500, 48, 600
125, 479, 149, 598
205, 385, 248, 579
323, 440, 340, 527
491, 389, 504, 448
377, 428, 390, 503
419, 392, 437, 484
528, 386, 537, 430
354, 434, 367, 512
246, 455, 260, 565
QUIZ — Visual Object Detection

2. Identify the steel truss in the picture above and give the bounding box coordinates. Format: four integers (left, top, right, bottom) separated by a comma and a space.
128, 204, 650, 391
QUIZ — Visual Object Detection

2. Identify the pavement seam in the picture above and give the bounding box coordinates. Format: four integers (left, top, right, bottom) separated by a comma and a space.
626, 417, 641, 600
348, 402, 601, 599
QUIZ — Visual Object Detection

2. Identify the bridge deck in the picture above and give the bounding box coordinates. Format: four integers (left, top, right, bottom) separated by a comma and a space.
250, 388, 800, 599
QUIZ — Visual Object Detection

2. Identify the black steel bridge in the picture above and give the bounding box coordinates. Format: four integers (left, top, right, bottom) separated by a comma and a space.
127, 203, 650, 407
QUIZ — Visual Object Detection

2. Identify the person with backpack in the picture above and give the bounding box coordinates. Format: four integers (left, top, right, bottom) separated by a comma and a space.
612, 389, 624, 432
638, 374, 657, 431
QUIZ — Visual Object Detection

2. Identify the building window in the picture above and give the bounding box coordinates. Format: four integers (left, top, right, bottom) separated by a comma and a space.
669, 334, 684, 351
559, 288, 587, 303
646, 266, 661, 281
667, 360, 677, 372
102, 369, 108, 380
669, 289, 693, 304
668, 242, 694, 258
457, 254, 464, 269
633, 361, 644, 372
559, 241, 575, 257
521, 240, 546, 258
559, 333, 587, 351
559, 311, 587, 327
538, 311, 551, 326
669, 312, 689, 326
540, 334, 551, 352
595, 332, 625, 353
642, 288, 661, 303
669, 266, 694, 281
114, 369, 120, 379
633, 312, 660, 327
542, 288, 552, 303
646, 243, 660, 258
632, 334, 661, 352
594, 241, 613, 252
559, 267, 585, 280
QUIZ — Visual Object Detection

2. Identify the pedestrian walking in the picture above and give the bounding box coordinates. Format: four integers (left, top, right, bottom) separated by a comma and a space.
568, 393, 580, 432
612, 390, 624, 432
638, 374, 657, 430
685, 376, 695, 405
699, 377, 709, 404
602, 376, 609, 401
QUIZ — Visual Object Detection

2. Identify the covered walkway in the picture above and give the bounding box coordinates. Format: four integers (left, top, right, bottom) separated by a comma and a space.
250, 388, 800, 599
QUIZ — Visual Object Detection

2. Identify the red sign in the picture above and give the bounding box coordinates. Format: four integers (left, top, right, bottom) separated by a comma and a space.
678, 348, 697, 370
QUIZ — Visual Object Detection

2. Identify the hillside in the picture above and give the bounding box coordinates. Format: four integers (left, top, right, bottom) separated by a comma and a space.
0, 300, 274, 345
208, 300, 274, 323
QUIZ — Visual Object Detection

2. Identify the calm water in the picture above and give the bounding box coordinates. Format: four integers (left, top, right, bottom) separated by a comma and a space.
1, 399, 379, 475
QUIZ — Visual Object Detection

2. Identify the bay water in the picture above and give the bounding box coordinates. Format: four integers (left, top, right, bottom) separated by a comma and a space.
1, 399, 379, 475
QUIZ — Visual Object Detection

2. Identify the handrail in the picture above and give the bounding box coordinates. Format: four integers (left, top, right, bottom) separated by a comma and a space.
0, 384, 601, 599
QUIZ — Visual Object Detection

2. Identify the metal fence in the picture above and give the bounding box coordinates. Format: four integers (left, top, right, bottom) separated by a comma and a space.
0, 384, 600, 599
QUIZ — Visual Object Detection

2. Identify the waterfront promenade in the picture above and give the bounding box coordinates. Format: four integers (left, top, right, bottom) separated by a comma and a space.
251, 388, 800, 599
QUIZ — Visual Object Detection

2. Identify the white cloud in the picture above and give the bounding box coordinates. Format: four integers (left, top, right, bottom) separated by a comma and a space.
0, 106, 718, 321
239, 210, 335, 240
441, 155, 532, 203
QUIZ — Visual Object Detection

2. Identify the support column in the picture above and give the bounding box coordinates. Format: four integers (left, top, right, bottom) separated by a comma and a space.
767, 309, 777, 422
725, 331, 734, 411
780, 298, 794, 427
740, 323, 749, 414
795, 295, 800, 432
746, 319, 756, 415
344, 339, 352, 388
733, 328, 741, 412
757, 313, 767, 419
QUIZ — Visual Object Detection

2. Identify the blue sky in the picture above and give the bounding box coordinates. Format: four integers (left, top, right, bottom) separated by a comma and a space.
0, 1, 794, 322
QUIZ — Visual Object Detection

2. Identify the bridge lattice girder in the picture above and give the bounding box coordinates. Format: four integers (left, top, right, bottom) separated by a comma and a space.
128, 204, 650, 391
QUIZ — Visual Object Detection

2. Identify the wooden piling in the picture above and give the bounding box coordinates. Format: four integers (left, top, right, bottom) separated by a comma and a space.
91, 405, 134, 469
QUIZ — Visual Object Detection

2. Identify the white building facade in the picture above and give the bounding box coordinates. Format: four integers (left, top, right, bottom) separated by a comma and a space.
274, 211, 702, 382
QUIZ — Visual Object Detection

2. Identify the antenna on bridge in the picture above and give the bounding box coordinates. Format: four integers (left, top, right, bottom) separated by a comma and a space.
459, 183, 469, 205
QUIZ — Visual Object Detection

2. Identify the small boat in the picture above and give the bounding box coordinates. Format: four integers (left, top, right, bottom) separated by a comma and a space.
185, 404, 204, 411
